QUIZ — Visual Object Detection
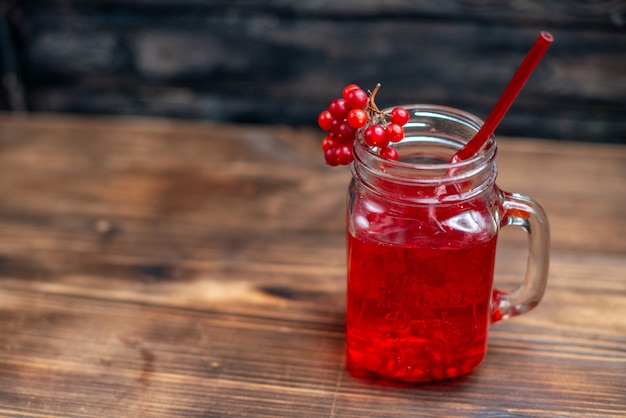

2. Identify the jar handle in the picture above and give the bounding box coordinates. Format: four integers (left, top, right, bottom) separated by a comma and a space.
492, 191, 550, 322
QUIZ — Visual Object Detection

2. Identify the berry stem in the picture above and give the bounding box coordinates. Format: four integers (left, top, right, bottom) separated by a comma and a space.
366, 83, 388, 126
369, 83, 381, 111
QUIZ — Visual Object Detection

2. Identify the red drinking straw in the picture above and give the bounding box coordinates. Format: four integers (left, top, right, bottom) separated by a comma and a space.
450, 32, 554, 163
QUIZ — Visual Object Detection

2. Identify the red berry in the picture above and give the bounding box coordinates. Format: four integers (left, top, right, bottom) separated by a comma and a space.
385, 123, 404, 143
390, 107, 410, 126
328, 98, 350, 119
335, 144, 353, 165
318, 110, 333, 131
321, 135, 336, 151
342, 84, 360, 100
346, 88, 368, 109
336, 121, 356, 142
363, 124, 388, 148
380, 146, 399, 161
329, 118, 341, 136
347, 108, 368, 129
324, 147, 339, 166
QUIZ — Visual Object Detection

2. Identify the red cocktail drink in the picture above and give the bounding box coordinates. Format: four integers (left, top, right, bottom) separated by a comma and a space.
347, 231, 497, 381
346, 105, 549, 382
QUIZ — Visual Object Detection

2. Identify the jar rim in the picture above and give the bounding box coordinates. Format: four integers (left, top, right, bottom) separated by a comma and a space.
354, 104, 496, 175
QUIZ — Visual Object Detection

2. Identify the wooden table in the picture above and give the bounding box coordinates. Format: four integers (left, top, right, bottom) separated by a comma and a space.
0, 113, 624, 417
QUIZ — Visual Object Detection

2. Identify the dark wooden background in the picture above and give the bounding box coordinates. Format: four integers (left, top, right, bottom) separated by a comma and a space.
1, 0, 625, 143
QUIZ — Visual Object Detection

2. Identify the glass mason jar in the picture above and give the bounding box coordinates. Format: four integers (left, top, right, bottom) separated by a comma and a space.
346, 104, 550, 382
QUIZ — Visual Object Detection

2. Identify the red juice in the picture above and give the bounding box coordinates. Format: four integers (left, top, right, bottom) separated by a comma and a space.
344, 105, 550, 382
346, 231, 497, 382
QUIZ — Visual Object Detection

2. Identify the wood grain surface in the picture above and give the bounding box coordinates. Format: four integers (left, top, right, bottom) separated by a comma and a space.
5, 1, 626, 143
0, 113, 624, 417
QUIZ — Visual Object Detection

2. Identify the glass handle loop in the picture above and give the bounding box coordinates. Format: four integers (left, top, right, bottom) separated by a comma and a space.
492, 192, 550, 322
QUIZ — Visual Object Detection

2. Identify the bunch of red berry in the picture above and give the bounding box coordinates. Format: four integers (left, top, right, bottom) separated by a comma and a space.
317, 83, 410, 166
